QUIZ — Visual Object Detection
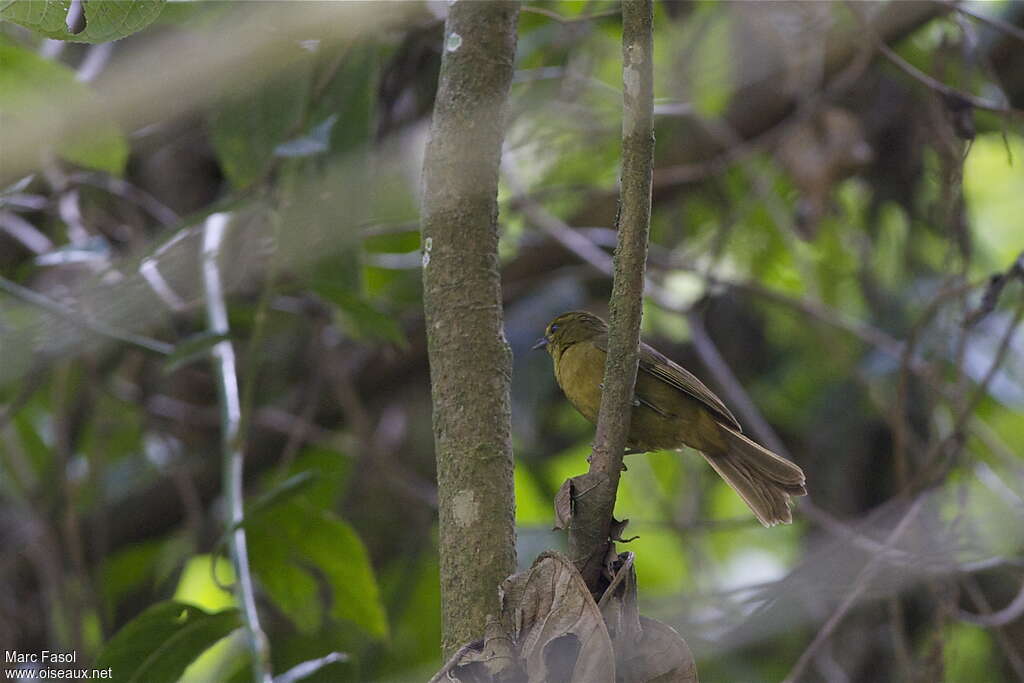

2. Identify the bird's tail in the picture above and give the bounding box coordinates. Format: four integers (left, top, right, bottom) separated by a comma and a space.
701, 427, 807, 527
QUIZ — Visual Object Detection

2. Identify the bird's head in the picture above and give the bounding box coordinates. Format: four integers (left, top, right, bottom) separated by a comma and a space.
532, 310, 607, 354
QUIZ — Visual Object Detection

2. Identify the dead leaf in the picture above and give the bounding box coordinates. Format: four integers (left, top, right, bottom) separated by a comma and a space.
598, 552, 642, 653
619, 617, 698, 683
503, 551, 616, 682
431, 551, 698, 682
610, 516, 637, 542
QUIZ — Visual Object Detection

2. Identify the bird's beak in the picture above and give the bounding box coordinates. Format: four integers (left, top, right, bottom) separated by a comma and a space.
531, 336, 549, 351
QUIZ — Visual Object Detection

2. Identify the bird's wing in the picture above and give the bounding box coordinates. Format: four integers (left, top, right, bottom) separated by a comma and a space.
639, 341, 742, 430
595, 336, 742, 431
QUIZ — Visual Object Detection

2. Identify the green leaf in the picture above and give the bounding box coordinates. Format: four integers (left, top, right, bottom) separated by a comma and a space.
363, 228, 420, 255
208, 60, 312, 189
248, 535, 322, 633
0, 0, 165, 43
213, 471, 319, 551
101, 540, 162, 614
244, 471, 318, 522
12, 411, 49, 478
276, 446, 350, 511
94, 602, 240, 683
162, 332, 231, 374
248, 502, 388, 638
297, 510, 388, 638
690, 13, 733, 118
0, 42, 128, 173
334, 290, 408, 347
308, 43, 378, 157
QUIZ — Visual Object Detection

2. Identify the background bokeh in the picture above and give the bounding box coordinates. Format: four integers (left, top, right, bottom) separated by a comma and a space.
1, 1, 1023, 681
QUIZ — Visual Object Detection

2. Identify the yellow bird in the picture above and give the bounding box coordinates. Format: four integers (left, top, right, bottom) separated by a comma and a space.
534, 311, 806, 526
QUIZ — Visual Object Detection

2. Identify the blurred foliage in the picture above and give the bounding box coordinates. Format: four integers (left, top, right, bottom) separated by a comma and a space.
0, 41, 128, 173
1, 1, 1023, 682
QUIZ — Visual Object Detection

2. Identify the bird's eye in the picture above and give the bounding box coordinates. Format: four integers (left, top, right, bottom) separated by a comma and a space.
550, 324, 559, 333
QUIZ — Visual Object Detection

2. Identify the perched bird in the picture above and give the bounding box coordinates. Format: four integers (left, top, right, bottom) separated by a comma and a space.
534, 311, 806, 526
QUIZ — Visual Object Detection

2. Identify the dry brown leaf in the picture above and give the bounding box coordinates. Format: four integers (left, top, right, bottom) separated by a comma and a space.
502, 551, 616, 683
619, 617, 698, 683
598, 551, 642, 654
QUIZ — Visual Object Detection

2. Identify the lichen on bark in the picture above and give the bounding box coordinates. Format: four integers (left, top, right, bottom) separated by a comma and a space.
419, 0, 521, 657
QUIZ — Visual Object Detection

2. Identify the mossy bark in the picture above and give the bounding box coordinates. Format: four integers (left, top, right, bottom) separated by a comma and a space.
419, 0, 521, 657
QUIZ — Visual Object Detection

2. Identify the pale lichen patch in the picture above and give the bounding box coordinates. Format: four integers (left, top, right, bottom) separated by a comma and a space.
423, 236, 433, 267
452, 489, 480, 527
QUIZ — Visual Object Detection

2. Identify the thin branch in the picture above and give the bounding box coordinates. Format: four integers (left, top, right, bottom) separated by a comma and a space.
568, 0, 654, 591
74, 43, 113, 84
520, 5, 620, 24
782, 497, 925, 683
0, 276, 173, 355
939, 0, 1024, 45
0, 209, 53, 254
846, 1, 1021, 116
960, 575, 1024, 679
959, 576, 1024, 628
0, 364, 46, 432
964, 251, 1024, 327
960, 295, 1024, 420
68, 172, 179, 228
687, 311, 790, 458
201, 212, 272, 683
917, 293, 1024, 487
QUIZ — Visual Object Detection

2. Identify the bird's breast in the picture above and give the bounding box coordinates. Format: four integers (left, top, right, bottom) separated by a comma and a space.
553, 342, 605, 424
552, 342, 725, 454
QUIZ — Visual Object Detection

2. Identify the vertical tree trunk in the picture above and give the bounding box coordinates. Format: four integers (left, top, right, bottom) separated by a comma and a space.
419, 0, 521, 657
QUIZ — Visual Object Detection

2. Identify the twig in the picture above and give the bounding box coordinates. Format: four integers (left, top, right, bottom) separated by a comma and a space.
68, 172, 179, 228
889, 596, 915, 679
963, 251, 1024, 327
960, 575, 1024, 679
918, 294, 1024, 484
782, 497, 925, 683
0, 276, 173, 355
0, 210, 53, 254
201, 212, 272, 683
504, 167, 614, 273
0, 364, 46, 431
273, 652, 348, 683
75, 43, 113, 84
653, 7, 876, 192
939, 0, 1024, 45
687, 310, 789, 458
845, 1, 1020, 115
428, 640, 483, 683
568, 0, 654, 591
331, 354, 437, 508
691, 116, 820, 295
963, 297, 1024, 417
520, 5, 620, 24
959, 575, 1024, 628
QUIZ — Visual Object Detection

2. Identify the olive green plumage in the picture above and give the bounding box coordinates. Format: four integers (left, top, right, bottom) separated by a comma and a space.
536, 311, 807, 526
